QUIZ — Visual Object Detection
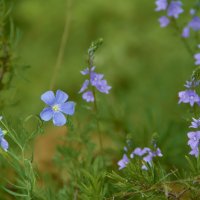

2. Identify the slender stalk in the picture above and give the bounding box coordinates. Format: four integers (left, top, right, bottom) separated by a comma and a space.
172, 19, 194, 58
93, 89, 104, 156
88, 53, 104, 161
50, 0, 72, 90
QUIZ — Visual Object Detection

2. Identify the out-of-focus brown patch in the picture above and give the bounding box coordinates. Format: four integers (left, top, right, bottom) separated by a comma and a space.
163, 183, 192, 200
33, 126, 66, 174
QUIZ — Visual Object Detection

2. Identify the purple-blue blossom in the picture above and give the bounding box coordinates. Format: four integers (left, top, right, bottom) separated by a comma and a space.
187, 131, 200, 157
167, 1, 183, 19
117, 154, 129, 170
130, 147, 163, 170
0, 128, 8, 152
132, 147, 150, 156
82, 91, 94, 102
159, 16, 170, 27
178, 90, 200, 106
118, 145, 162, 170
190, 118, 200, 129
143, 148, 162, 166
124, 146, 128, 152
184, 79, 200, 88
155, 0, 183, 28
194, 53, 200, 65
182, 26, 190, 38
40, 90, 75, 126
155, 0, 168, 11
190, 9, 196, 16
79, 66, 111, 102
189, 16, 200, 31
182, 16, 200, 38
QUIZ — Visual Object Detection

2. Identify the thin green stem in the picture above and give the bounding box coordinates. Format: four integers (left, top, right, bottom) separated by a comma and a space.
172, 19, 194, 58
88, 53, 104, 163
93, 89, 104, 155
0, 119, 23, 151
50, 0, 72, 90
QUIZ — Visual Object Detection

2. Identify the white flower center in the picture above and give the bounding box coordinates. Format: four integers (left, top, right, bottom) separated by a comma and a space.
52, 105, 59, 111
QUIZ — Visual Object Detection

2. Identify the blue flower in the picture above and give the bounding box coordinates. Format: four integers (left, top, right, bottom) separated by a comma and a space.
159, 16, 170, 27
79, 66, 111, 102
190, 118, 200, 129
182, 26, 190, 38
0, 128, 8, 152
130, 147, 163, 170
184, 79, 200, 88
155, 1, 184, 28
40, 90, 75, 126
187, 131, 200, 157
155, 0, 168, 11
194, 53, 200, 65
167, 1, 183, 19
117, 154, 129, 170
82, 91, 94, 102
190, 9, 196, 16
178, 90, 200, 106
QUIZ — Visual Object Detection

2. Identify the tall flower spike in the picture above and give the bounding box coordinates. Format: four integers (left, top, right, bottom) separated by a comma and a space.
79, 66, 111, 102
40, 90, 75, 126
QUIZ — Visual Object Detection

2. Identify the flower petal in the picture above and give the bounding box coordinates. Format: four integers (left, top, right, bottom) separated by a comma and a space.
79, 80, 89, 93
41, 91, 55, 106
40, 107, 53, 121
60, 101, 75, 115
1, 138, 8, 151
55, 90, 68, 104
82, 91, 94, 102
53, 112, 66, 126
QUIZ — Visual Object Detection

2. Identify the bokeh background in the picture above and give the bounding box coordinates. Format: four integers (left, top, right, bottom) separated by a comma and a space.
4, 0, 196, 173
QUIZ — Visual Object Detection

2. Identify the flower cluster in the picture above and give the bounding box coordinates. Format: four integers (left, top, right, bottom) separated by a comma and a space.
155, 0, 183, 27
182, 14, 200, 38
118, 146, 163, 170
178, 79, 200, 107
40, 90, 75, 126
0, 128, 8, 152
79, 66, 111, 102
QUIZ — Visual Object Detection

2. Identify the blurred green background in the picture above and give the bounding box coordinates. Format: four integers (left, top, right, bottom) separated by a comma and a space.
5, 0, 196, 169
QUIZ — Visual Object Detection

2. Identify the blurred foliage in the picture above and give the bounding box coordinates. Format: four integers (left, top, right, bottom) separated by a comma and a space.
10, 0, 192, 167
0, 0, 199, 199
